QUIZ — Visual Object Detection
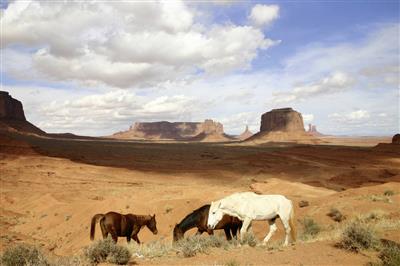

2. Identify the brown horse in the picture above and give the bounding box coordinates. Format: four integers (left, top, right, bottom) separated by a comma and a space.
90, 211, 158, 244
173, 204, 242, 242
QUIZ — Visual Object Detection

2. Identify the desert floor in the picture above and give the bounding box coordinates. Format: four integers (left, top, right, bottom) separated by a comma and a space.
1, 132, 399, 265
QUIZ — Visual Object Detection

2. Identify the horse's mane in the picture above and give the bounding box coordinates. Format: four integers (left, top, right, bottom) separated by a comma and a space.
177, 204, 210, 231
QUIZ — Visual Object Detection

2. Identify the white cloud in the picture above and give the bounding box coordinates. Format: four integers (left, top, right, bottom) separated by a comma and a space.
302, 114, 314, 124
249, 4, 280, 28
272, 71, 355, 104
329, 110, 370, 123
2, 1, 278, 88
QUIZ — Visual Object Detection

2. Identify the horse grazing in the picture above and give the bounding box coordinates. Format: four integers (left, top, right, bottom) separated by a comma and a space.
90, 211, 158, 244
173, 204, 242, 242
207, 192, 296, 246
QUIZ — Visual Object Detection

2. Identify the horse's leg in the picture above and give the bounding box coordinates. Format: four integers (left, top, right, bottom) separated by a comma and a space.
240, 218, 252, 243
281, 216, 292, 246
100, 219, 108, 239
262, 220, 277, 245
108, 226, 118, 243
231, 224, 238, 239
126, 235, 131, 244
131, 224, 141, 244
224, 226, 232, 241
133, 234, 140, 244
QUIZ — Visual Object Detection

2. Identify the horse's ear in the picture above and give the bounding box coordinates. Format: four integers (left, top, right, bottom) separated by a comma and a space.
153, 214, 156, 218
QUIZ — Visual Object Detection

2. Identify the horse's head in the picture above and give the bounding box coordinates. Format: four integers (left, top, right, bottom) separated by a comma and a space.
147, 214, 158, 235
207, 201, 224, 229
172, 224, 183, 242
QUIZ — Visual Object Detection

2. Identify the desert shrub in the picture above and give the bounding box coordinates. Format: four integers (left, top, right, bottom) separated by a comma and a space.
337, 221, 379, 252
175, 235, 229, 257
128, 240, 171, 258
1, 243, 49, 266
327, 208, 345, 222
225, 259, 240, 266
84, 238, 131, 265
239, 232, 258, 247
383, 190, 395, 196
379, 242, 400, 266
301, 217, 320, 239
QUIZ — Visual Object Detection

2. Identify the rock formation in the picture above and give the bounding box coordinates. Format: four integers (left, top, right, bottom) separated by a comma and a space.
112, 119, 232, 142
246, 108, 320, 144
307, 124, 324, 136
392, 134, 400, 144
260, 108, 305, 133
0, 91, 45, 135
238, 125, 253, 140
0, 91, 26, 120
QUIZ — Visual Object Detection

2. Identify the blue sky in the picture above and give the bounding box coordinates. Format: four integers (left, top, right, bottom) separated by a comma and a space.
1, 1, 399, 136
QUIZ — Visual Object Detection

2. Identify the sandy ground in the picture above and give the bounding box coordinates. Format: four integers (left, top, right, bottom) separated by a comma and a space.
0, 132, 399, 265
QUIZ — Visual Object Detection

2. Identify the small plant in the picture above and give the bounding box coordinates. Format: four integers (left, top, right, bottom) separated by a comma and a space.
327, 208, 345, 222
337, 221, 379, 252
165, 206, 173, 214
383, 190, 395, 196
379, 241, 400, 266
84, 237, 131, 265
301, 217, 320, 239
1, 243, 49, 266
175, 235, 229, 257
225, 259, 241, 266
240, 232, 258, 247
128, 240, 171, 258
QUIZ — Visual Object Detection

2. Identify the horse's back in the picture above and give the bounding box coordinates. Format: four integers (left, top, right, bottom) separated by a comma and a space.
222, 192, 292, 220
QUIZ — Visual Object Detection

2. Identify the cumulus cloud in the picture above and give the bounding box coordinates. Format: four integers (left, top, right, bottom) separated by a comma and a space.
302, 114, 314, 124
2, 1, 279, 88
272, 71, 355, 104
249, 4, 280, 28
329, 110, 370, 123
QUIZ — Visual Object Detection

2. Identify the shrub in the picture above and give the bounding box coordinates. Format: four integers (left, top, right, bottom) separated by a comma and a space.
1, 244, 49, 266
327, 208, 345, 222
301, 217, 320, 239
225, 259, 240, 266
128, 240, 171, 258
383, 190, 395, 196
84, 238, 131, 265
337, 221, 379, 252
239, 232, 258, 247
175, 235, 229, 257
379, 242, 400, 266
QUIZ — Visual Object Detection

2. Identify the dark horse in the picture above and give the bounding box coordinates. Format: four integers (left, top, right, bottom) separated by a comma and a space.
173, 204, 242, 242
90, 211, 158, 244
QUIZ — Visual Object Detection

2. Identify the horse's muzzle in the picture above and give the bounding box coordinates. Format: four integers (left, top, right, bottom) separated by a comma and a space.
207, 223, 214, 230
153, 230, 158, 235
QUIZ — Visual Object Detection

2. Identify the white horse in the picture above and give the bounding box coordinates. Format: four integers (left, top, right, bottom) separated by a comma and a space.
207, 192, 296, 246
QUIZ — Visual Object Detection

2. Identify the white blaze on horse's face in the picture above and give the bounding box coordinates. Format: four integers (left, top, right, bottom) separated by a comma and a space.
207, 201, 223, 229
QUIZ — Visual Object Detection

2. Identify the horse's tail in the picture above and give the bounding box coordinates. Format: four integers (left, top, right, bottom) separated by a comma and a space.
90, 214, 104, 240
289, 202, 296, 242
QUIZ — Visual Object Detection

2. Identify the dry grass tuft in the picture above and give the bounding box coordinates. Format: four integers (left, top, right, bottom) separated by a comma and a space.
1, 244, 49, 266
327, 208, 345, 222
337, 220, 379, 252
84, 237, 131, 265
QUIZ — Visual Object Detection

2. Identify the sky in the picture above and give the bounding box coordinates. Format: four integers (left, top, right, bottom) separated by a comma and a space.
1, 0, 399, 136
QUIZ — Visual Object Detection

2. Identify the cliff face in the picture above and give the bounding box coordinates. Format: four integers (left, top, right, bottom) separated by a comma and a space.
246, 108, 320, 144
112, 119, 227, 141
260, 108, 305, 133
0, 91, 26, 120
0, 91, 45, 135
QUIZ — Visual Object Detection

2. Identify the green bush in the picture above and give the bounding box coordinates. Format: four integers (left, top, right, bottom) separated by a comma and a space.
338, 221, 379, 252
301, 217, 320, 239
1, 244, 49, 266
84, 238, 131, 265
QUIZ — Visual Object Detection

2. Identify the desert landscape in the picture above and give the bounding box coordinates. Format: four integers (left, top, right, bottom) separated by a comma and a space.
1, 91, 399, 265
1, 1, 399, 265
